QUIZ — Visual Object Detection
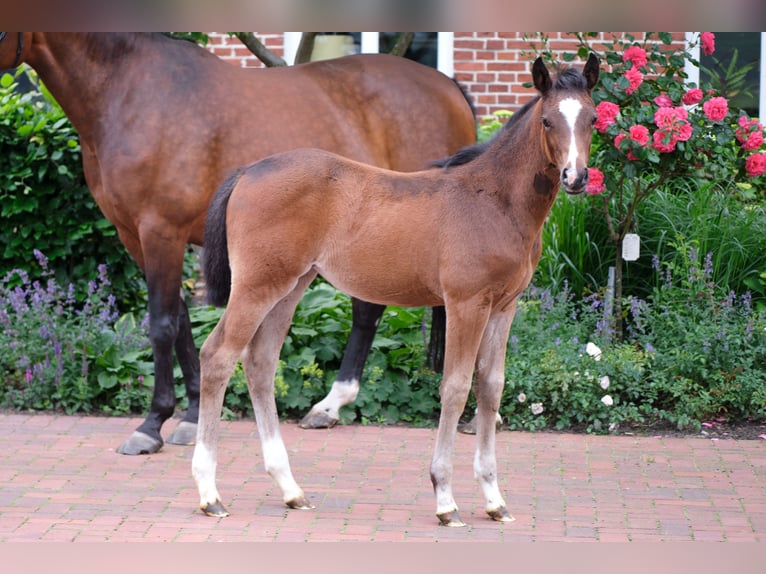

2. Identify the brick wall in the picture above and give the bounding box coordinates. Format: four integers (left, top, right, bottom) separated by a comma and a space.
208, 32, 687, 119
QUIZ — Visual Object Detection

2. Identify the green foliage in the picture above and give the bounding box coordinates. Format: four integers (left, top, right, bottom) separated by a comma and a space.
188, 282, 441, 425
0, 69, 145, 311
0, 253, 153, 414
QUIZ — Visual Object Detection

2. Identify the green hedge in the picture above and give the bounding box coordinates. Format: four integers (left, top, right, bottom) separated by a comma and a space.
0, 70, 145, 310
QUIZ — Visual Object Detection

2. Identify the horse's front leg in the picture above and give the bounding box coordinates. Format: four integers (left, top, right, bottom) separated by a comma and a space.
431, 297, 491, 527
473, 304, 517, 523
117, 250, 186, 455
299, 298, 385, 429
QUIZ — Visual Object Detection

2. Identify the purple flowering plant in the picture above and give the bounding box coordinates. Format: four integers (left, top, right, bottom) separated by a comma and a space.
0, 250, 153, 414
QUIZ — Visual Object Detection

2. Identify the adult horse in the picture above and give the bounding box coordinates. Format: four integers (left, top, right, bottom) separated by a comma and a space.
0, 33, 475, 454
193, 54, 599, 526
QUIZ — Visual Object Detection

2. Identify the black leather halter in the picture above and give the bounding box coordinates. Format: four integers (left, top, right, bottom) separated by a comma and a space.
0, 32, 24, 68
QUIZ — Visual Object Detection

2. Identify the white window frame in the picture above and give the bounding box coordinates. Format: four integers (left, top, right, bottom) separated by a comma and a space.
284, 32, 453, 76
685, 31, 765, 118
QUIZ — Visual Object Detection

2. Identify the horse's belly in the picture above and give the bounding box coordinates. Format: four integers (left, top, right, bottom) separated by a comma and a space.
315, 264, 442, 308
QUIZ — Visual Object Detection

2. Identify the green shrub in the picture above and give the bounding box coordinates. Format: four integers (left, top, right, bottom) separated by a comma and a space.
0, 70, 145, 311
0, 251, 153, 414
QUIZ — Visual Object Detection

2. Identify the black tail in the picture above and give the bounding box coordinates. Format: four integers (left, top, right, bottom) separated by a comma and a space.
203, 168, 244, 307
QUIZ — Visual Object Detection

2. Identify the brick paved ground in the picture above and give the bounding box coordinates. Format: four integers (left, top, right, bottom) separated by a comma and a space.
1, 412, 764, 542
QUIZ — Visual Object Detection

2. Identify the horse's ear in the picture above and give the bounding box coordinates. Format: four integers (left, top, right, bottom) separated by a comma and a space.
532, 57, 552, 94
583, 53, 600, 90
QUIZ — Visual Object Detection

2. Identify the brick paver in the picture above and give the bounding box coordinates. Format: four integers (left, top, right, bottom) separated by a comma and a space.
0, 413, 764, 542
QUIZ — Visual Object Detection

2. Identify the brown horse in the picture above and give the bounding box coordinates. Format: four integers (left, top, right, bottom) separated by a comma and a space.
193, 55, 600, 526
0, 33, 475, 454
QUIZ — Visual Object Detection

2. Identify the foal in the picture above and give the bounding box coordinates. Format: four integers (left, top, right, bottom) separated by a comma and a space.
193, 55, 599, 526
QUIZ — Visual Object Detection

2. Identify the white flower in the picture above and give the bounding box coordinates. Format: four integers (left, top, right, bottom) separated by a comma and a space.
517, 393, 527, 403
599, 375, 610, 390
601, 395, 613, 407
586, 342, 602, 361
530, 402, 544, 415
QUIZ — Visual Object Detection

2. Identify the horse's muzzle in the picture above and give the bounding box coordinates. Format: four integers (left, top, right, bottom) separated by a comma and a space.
561, 167, 588, 195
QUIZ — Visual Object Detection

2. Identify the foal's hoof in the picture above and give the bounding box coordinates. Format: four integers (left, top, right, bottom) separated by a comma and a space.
298, 408, 338, 430
457, 414, 503, 435
116, 431, 163, 455
286, 496, 315, 510
201, 500, 230, 518
437, 510, 466, 527
487, 506, 515, 523
166, 421, 197, 446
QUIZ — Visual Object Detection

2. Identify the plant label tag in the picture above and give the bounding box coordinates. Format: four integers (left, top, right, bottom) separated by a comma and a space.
622, 233, 640, 261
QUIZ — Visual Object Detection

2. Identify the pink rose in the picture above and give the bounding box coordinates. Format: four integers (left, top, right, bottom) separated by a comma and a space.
736, 116, 764, 150
629, 125, 649, 146
654, 106, 687, 128
624, 67, 643, 95
654, 94, 673, 108
743, 131, 764, 151
682, 88, 703, 106
745, 152, 766, 177
586, 167, 606, 195
652, 130, 677, 153
676, 123, 693, 142
701, 32, 715, 56
622, 46, 648, 69
595, 101, 620, 133
703, 97, 728, 122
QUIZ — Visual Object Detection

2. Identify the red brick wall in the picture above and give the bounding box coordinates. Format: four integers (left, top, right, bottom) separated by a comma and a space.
209, 32, 688, 119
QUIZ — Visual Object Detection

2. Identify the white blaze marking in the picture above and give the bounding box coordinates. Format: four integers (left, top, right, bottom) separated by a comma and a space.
558, 97, 583, 180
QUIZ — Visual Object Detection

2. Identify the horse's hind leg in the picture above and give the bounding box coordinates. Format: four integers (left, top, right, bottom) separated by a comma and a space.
167, 296, 200, 446
299, 298, 385, 429
473, 305, 516, 523
192, 287, 274, 517
243, 272, 317, 509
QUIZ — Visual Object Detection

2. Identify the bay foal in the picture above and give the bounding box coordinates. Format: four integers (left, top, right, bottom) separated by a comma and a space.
193, 55, 599, 526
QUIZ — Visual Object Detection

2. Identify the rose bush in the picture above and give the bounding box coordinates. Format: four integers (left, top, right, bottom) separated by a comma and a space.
564, 32, 766, 337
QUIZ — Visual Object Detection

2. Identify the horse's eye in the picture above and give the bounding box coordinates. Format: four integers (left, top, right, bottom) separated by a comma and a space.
591, 116, 597, 127
541, 117, 552, 128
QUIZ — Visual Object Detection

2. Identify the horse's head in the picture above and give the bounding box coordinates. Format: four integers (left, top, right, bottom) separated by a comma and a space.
533, 53, 600, 195
0, 32, 25, 69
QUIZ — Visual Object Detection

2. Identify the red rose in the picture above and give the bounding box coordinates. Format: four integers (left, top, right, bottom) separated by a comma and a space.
629, 125, 649, 146
745, 153, 766, 177
653, 94, 673, 108
652, 129, 677, 153
586, 167, 606, 195
595, 101, 620, 133
701, 32, 715, 56
682, 88, 703, 106
624, 68, 643, 95
743, 131, 764, 151
703, 97, 728, 122
622, 46, 648, 69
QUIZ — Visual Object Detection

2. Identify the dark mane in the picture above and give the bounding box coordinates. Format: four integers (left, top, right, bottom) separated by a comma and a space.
429, 95, 540, 169
430, 65, 588, 170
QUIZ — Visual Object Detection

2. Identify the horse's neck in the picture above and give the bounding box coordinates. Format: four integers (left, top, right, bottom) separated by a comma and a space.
25, 33, 139, 142
476, 110, 560, 229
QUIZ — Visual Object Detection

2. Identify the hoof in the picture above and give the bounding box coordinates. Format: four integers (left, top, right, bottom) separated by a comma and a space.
201, 500, 230, 518
458, 414, 503, 435
116, 431, 162, 455
487, 506, 515, 523
298, 409, 338, 430
166, 421, 197, 446
286, 496, 314, 510
437, 510, 466, 527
